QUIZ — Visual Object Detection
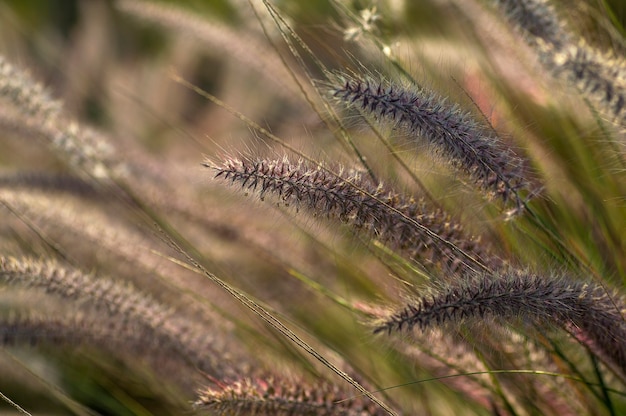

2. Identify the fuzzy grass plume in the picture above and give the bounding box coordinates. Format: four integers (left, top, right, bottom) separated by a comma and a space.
0, 256, 239, 379
207, 156, 503, 274
375, 271, 626, 380
194, 377, 386, 416
492, 0, 626, 127
327, 72, 532, 208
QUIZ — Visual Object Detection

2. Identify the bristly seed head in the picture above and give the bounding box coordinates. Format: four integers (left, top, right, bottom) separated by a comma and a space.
206, 156, 504, 275
327, 72, 533, 209
374, 270, 626, 378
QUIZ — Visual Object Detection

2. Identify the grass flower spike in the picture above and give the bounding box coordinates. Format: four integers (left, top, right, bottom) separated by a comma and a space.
493, 0, 626, 127
194, 377, 386, 416
375, 271, 626, 380
207, 156, 503, 274
328, 72, 531, 208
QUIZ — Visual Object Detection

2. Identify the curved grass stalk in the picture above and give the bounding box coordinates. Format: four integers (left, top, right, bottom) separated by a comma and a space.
159, 231, 399, 415
0, 390, 31, 416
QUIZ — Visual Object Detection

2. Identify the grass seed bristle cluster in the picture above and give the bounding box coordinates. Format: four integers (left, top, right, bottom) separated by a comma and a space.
328, 72, 532, 208
494, 0, 626, 127
374, 271, 626, 380
194, 377, 387, 416
0, 55, 62, 121
0, 256, 240, 380
207, 156, 503, 274
493, 0, 569, 48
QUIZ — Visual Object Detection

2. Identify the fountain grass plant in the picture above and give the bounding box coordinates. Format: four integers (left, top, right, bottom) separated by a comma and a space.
0, 0, 624, 414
